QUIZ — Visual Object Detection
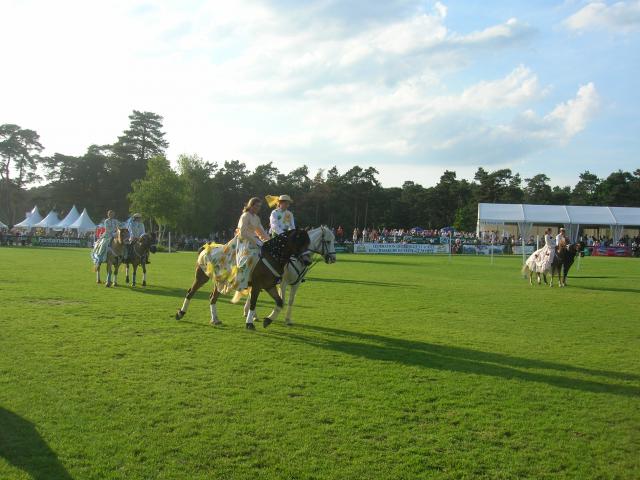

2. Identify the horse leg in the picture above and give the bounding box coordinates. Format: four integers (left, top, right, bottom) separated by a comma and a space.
243, 291, 251, 318
96, 263, 102, 284
105, 261, 112, 287
209, 287, 222, 326
125, 263, 130, 284
283, 282, 299, 326
245, 287, 259, 330
141, 258, 147, 287
176, 268, 209, 320
132, 262, 137, 287
113, 260, 120, 287
263, 285, 284, 328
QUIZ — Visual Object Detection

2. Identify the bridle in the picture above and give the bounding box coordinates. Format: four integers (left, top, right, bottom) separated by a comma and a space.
288, 226, 336, 286
306, 226, 336, 262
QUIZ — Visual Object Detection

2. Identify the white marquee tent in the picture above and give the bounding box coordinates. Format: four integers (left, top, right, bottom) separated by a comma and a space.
68, 208, 97, 233
55, 205, 80, 229
0, 219, 8, 230
34, 210, 61, 230
13, 206, 44, 230
477, 203, 640, 243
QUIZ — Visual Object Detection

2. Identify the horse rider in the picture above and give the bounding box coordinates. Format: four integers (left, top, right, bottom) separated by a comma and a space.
92, 210, 119, 265
268, 194, 295, 236
125, 213, 148, 263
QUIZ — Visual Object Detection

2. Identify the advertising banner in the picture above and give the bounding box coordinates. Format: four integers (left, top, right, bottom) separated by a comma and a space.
461, 245, 506, 255
32, 237, 88, 247
513, 245, 535, 255
353, 243, 449, 254
591, 246, 631, 257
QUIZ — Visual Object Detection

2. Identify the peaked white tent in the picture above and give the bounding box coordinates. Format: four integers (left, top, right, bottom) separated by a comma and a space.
0, 219, 8, 230
69, 208, 97, 233
13, 206, 44, 230
477, 203, 640, 243
55, 205, 80, 229
35, 210, 61, 229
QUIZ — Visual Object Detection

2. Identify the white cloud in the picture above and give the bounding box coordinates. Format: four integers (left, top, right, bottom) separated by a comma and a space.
564, 1, 640, 32
0, 0, 600, 186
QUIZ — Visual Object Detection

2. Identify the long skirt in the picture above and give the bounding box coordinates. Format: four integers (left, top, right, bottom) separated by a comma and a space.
526, 245, 554, 272
91, 236, 112, 265
197, 236, 259, 296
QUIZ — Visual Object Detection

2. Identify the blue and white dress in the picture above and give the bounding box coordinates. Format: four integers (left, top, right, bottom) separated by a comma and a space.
92, 218, 119, 265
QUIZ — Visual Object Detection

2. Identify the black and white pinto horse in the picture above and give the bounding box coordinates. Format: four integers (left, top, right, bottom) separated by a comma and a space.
244, 226, 337, 325
176, 229, 311, 329
551, 241, 583, 287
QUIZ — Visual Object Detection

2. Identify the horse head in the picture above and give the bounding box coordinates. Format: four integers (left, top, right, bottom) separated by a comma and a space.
320, 226, 337, 264
116, 227, 129, 245
135, 233, 156, 255
286, 229, 311, 265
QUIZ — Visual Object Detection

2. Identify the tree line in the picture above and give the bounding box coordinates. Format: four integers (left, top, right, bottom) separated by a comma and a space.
2, 111, 639, 238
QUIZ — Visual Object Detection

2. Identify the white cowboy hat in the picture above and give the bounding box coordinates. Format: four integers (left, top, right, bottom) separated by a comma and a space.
132, 213, 142, 219
278, 195, 293, 203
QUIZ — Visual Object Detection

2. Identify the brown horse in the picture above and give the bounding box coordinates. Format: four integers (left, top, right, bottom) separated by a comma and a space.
175, 229, 311, 329
124, 233, 156, 287
552, 240, 584, 287
96, 228, 129, 287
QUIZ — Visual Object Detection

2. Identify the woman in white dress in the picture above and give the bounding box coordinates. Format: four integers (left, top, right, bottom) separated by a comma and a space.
526, 227, 556, 272
92, 210, 119, 265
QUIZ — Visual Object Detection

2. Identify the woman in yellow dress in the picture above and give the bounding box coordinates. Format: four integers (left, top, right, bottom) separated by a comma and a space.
231, 197, 271, 297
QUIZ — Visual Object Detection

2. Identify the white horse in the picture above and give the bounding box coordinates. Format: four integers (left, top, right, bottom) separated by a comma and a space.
522, 244, 556, 287
244, 226, 337, 325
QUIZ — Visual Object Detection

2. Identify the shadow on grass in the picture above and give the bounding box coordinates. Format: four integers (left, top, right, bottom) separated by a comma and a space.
269, 325, 640, 397
0, 407, 73, 480
306, 277, 418, 288
570, 285, 640, 294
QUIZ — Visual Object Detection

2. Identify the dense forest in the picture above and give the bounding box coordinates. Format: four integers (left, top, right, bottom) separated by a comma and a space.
2, 111, 639, 237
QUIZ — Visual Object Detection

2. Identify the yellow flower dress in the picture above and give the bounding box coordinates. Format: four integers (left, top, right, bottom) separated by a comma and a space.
197, 212, 264, 295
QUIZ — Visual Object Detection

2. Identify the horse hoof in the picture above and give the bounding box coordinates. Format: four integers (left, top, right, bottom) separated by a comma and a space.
210, 319, 222, 326
97, 280, 101, 284
175, 310, 185, 320
263, 317, 273, 328
245, 323, 256, 331
105, 283, 111, 288
142, 281, 146, 287
285, 320, 293, 326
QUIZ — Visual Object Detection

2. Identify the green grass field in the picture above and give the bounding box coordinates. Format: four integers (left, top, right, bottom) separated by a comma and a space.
1, 247, 639, 479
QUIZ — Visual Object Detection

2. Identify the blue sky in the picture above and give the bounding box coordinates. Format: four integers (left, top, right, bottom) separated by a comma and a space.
1, 0, 638, 187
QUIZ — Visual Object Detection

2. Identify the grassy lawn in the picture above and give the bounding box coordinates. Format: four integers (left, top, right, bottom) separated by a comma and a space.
1, 247, 639, 479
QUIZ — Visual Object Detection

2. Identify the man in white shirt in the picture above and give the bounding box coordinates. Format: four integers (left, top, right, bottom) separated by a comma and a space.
125, 213, 147, 261
556, 227, 567, 246
269, 195, 296, 236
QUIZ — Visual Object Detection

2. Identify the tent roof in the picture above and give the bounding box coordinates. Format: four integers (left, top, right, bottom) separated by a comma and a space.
0, 220, 8, 229
55, 205, 80, 229
13, 206, 43, 228
34, 210, 61, 228
478, 203, 640, 226
68, 208, 97, 232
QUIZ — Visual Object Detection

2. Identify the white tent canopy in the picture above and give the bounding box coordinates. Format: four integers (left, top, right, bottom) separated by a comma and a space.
13, 206, 44, 229
477, 203, 640, 243
55, 205, 80, 229
34, 210, 61, 229
68, 208, 97, 233
0, 220, 8, 230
